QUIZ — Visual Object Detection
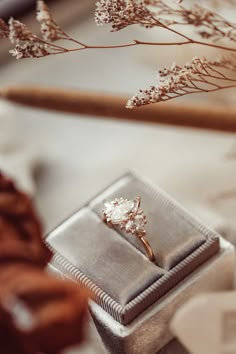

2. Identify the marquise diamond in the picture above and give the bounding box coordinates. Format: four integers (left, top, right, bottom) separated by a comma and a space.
104, 198, 136, 224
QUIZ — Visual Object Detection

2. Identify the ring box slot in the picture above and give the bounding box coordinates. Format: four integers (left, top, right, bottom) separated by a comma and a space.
89, 174, 207, 270
47, 207, 164, 305
46, 172, 220, 326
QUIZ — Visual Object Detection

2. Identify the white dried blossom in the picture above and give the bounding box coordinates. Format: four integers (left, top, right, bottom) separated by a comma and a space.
36, 1, 51, 22
95, 0, 157, 31
9, 42, 50, 59
9, 45, 24, 59
37, 0, 64, 41
8, 16, 59, 59
8, 18, 35, 44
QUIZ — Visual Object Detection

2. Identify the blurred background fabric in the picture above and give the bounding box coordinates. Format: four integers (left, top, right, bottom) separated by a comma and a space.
0, 0, 36, 19
0, 0, 93, 19
0, 2, 236, 352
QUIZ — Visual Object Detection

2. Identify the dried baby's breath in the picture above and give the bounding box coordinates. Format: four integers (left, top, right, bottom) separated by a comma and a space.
8, 15, 65, 59
37, 0, 65, 41
127, 56, 236, 107
95, 0, 236, 42
9, 18, 36, 44
180, 4, 236, 42
9, 42, 50, 59
95, 0, 157, 31
2, 0, 236, 105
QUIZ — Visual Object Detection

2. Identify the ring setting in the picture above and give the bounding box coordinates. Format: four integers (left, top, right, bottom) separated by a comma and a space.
103, 197, 155, 261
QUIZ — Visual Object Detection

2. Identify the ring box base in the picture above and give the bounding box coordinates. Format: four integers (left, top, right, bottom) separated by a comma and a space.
88, 237, 234, 354
46, 172, 235, 353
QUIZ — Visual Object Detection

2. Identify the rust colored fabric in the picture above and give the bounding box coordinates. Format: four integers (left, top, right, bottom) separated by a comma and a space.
0, 171, 89, 354
0, 264, 88, 354
0, 172, 52, 266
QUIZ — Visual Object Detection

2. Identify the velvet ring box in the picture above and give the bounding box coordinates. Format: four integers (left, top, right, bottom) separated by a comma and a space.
46, 172, 235, 354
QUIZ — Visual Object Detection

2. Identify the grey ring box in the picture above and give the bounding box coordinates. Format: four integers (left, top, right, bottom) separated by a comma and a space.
46, 172, 235, 354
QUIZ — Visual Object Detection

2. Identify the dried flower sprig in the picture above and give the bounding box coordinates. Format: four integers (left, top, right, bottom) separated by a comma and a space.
7, 17, 66, 59
95, 0, 236, 45
126, 56, 236, 107
2, 0, 236, 106
95, 0, 158, 30
9, 18, 34, 43
5, 0, 236, 61
179, 4, 236, 42
36, 0, 65, 41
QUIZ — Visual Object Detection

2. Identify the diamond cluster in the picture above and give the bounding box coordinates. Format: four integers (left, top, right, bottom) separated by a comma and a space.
103, 197, 147, 237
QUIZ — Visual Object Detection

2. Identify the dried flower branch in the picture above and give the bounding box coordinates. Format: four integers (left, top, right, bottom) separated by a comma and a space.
2, 0, 236, 105
95, 0, 158, 30
5, 0, 236, 60
126, 56, 236, 107
95, 0, 236, 45
179, 4, 236, 42
7, 16, 66, 59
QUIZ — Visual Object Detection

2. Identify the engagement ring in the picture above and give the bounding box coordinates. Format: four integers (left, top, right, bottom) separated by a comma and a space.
103, 197, 155, 261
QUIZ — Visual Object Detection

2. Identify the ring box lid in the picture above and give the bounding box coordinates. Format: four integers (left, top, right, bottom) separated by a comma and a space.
46, 172, 219, 325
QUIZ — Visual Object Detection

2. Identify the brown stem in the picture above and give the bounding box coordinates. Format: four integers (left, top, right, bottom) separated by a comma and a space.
195, 40, 236, 52
38, 38, 236, 58
34, 35, 67, 52
161, 84, 236, 102
158, 19, 193, 42
68, 42, 138, 50
133, 39, 236, 52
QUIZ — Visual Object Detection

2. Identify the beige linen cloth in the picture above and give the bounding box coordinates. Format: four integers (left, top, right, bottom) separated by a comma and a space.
0, 101, 38, 195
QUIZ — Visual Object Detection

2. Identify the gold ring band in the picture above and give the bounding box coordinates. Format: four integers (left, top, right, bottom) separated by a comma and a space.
103, 197, 155, 262
139, 236, 155, 261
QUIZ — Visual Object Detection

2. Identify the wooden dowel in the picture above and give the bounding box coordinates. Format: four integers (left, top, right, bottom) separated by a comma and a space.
0, 85, 236, 132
